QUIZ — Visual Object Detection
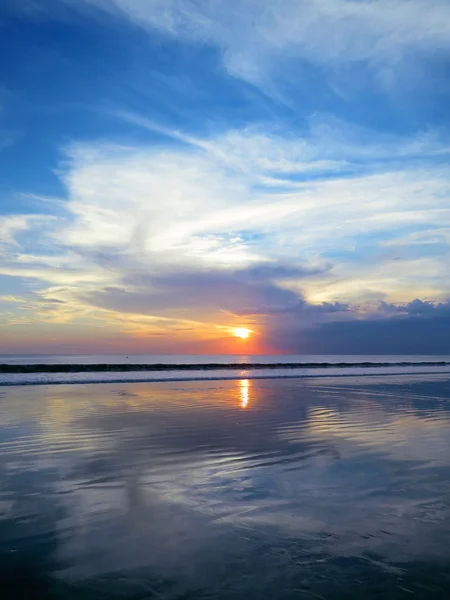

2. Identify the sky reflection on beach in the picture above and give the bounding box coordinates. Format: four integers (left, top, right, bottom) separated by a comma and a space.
1, 375, 450, 598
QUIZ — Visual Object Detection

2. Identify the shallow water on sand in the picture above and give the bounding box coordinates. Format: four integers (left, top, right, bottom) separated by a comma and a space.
2, 374, 450, 598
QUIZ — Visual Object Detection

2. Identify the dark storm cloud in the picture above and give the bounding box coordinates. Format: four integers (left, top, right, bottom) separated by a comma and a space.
379, 299, 450, 317
266, 299, 450, 354
80, 262, 327, 316
71, 245, 450, 354
241, 298, 351, 316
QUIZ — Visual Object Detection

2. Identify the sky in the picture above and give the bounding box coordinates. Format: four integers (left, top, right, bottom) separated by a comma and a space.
0, 0, 450, 355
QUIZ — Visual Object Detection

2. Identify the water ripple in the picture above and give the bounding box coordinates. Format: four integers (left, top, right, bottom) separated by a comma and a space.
2, 375, 450, 598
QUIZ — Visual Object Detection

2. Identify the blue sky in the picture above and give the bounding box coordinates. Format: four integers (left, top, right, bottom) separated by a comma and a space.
1, 0, 450, 354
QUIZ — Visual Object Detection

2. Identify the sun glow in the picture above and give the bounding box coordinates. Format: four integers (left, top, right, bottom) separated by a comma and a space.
233, 327, 252, 339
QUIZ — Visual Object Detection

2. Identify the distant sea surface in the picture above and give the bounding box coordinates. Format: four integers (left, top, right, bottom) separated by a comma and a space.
2, 354, 450, 386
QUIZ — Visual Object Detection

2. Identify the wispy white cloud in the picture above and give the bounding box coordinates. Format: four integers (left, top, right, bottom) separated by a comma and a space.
0, 214, 53, 248
0, 90, 24, 150
1, 119, 449, 335
56, 128, 450, 281
1, 0, 449, 351
0, 129, 23, 151
82, 0, 450, 92
117, 112, 450, 177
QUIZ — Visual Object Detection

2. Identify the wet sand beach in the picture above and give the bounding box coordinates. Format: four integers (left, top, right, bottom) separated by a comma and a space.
1, 374, 450, 598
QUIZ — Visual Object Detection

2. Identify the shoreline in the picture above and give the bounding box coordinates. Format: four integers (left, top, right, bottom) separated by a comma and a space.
2, 360, 450, 374
2, 368, 450, 387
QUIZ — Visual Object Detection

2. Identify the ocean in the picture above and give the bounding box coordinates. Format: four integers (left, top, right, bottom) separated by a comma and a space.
2, 353, 450, 386
2, 356, 450, 598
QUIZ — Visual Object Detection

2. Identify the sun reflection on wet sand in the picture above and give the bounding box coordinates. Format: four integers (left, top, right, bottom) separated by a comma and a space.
2, 376, 450, 597
240, 378, 250, 408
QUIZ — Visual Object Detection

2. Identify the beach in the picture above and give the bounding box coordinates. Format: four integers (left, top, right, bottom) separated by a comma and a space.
4, 0, 450, 596
2, 373, 450, 598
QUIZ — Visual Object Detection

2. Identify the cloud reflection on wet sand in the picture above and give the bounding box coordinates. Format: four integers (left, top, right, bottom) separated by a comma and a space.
1, 375, 450, 598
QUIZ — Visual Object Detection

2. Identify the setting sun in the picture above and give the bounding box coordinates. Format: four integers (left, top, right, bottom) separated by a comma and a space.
233, 327, 252, 339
